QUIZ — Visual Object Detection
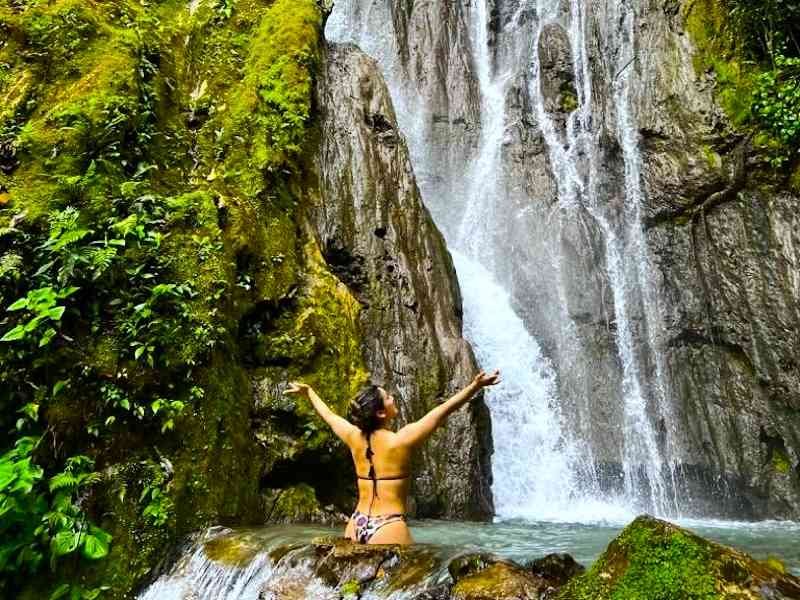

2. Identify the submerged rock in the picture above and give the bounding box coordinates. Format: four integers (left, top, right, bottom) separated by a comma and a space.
309, 536, 445, 593
526, 553, 586, 588
559, 516, 800, 599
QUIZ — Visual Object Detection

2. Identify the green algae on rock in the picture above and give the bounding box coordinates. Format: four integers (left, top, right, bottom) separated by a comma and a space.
558, 516, 800, 600
451, 561, 548, 600
0, 0, 355, 596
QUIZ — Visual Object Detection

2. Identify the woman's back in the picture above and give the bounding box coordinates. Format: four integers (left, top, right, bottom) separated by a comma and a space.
350, 429, 411, 515
284, 369, 500, 544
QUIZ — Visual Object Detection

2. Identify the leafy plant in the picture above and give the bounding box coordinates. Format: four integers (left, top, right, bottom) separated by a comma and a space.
1, 286, 78, 346
0, 438, 111, 595
138, 461, 174, 527
752, 53, 800, 165
722, 1, 800, 167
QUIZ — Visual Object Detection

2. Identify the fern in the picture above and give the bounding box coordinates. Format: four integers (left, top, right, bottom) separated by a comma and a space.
82, 246, 117, 279
48, 473, 79, 493
0, 253, 22, 281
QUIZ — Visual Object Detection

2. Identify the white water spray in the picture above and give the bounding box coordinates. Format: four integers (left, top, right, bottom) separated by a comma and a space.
328, 0, 680, 519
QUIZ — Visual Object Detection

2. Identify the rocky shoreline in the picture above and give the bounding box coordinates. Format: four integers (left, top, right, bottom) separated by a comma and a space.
147, 516, 800, 600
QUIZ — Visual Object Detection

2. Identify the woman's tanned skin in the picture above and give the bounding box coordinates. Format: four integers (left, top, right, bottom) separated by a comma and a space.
284, 369, 501, 544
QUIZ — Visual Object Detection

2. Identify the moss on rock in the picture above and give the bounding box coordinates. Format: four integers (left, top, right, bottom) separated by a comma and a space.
558, 516, 800, 599
0, 0, 367, 596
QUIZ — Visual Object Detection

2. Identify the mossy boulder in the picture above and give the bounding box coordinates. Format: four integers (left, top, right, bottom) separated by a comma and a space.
264, 483, 347, 525
450, 560, 549, 600
559, 516, 800, 599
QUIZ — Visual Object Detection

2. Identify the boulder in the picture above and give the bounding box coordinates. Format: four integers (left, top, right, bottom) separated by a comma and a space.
526, 553, 586, 588
559, 516, 800, 599
451, 561, 549, 600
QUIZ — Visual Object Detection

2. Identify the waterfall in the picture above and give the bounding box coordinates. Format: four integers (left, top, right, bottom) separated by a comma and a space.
327, 0, 679, 519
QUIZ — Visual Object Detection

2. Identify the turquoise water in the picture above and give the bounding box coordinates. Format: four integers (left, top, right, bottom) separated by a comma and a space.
415, 518, 800, 575
253, 518, 800, 575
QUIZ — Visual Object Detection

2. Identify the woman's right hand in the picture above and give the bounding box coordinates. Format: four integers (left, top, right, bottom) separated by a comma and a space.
472, 369, 501, 388
284, 381, 312, 397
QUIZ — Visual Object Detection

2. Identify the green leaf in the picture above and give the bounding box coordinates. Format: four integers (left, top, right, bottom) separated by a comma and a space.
81, 527, 111, 560
20, 402, 39, 421
53, 380, 69, 396
33, 260, 55, 277
50, 583, 71, 600
0, 462, 16, 491
47, 306, 66, 320
1, 325, 26, 342
7, 297, 28, 311
39, 327, 57, 347
51, 530, 80, 557
49, 472, 78, 492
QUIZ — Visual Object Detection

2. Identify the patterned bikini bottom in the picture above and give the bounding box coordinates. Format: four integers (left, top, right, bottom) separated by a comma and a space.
351, 510, 406, 544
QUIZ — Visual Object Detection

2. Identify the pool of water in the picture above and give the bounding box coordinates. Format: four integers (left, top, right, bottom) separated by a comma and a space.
251, 517, 800, 575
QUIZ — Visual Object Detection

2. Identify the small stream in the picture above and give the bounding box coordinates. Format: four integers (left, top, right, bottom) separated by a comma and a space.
139, 519, 800, 599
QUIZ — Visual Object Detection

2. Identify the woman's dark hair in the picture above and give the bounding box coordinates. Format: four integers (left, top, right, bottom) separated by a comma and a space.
348, 383, 385, 435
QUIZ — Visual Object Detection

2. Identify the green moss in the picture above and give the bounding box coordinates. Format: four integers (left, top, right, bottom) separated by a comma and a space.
0, 0, 368, 596
222, 0, 322, 195
7, 36, 140, 220
204, 535, 262, 566
18, 0, 100, 64
341, 579, 361, 597
609, 529, 717, 599
791, 164, 800, 193
560, 517, 719, 600
560, 88, 579, 113
700, 144, 722, 169
682, 0, 754, 126
293, 240, 369, 416
763, 556, 787, 574
682, 0, 799, 169
269, 483, 322, 521
771, 449, 792, 474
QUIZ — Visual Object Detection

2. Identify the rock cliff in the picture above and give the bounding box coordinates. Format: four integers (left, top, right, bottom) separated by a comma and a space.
307, 42, 492, 518
326, 0, 800, 518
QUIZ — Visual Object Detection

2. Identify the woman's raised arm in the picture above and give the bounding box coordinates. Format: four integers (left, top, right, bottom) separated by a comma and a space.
395, 370, 500, 447
284, 382, 360, 446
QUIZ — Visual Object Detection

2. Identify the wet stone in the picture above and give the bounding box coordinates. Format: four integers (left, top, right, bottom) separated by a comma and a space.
525, 553, 585, 587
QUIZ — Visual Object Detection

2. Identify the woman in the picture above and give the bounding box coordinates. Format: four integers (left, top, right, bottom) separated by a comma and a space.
284, 369, 501, 544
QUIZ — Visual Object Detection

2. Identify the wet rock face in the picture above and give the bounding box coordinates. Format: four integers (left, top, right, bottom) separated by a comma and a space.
560, 516, 800, 599
309, 43, 494, 519
627, 0, 800, 517
286, 539, 580, 600
537, 22, 577, 135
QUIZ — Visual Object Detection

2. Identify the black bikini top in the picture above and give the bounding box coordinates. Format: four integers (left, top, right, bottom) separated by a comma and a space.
357, 433, 409, 499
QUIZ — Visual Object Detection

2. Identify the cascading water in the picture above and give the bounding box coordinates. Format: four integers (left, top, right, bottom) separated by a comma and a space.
328, 0, 681, 519
328, 1, 624, 522
527, 0, 679, 515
